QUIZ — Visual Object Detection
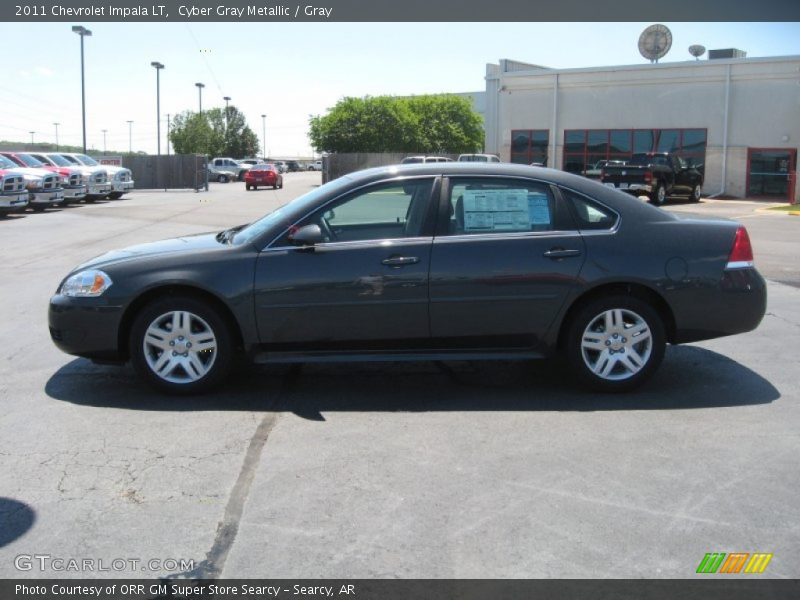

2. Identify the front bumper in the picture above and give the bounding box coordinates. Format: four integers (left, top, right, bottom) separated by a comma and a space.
111, 180, 134, 193
63, 185, 87, 201
30, 189, 65, 206
49, 294, 125, 361
87, 182, 112, 197
0, 191, 29, 212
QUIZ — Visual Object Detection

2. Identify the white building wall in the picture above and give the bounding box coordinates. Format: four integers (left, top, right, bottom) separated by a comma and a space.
485, 56, 800, 200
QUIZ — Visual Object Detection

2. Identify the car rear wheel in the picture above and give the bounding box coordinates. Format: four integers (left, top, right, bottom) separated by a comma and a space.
217, 174, 229, 183
564, 295, 665, 392
690, 184, 702, 202
108, 192, 123, 200
129, 296, 234, 394
650, 183, 666, 206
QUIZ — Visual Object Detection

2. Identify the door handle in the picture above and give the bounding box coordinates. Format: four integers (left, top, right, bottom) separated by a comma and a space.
381, 256, 419, 267
543, 248, 581, 259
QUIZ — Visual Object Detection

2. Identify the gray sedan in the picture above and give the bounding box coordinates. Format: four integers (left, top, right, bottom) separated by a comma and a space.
49, 163, 766, 394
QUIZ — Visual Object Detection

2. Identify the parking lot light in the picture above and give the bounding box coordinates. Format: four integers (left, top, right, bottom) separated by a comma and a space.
195, 82, 205, 115
151, 62, 165, 156
72, 26, 92, 154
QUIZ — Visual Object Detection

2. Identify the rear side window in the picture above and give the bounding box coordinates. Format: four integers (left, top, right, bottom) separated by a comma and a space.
443, 178, 557, 235
562, 189, 618, 231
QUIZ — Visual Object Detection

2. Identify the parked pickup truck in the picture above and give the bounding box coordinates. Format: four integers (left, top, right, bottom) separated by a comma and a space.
599, 152, 703, 205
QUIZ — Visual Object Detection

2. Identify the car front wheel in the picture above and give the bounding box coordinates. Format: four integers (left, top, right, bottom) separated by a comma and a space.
129, 296, 234, 394
564, 295, 665, 392
690, 184, 702, 202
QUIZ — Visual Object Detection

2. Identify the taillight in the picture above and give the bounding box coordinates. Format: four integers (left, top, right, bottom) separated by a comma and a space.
726, 226, 754, 269
644, 171, 652, 183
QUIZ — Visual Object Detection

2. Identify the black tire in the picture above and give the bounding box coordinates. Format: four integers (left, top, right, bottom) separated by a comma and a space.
129, 295, 235, 395
108, 192, 124, 200
245, 184, 251, 191
690, 183, 702, 203
217, 174, 229, 183
31, 205, 46, 212
650, 182, 666, 206
273, 182, 278, 189
84, 197, 97, 203
564, 295, 665, 393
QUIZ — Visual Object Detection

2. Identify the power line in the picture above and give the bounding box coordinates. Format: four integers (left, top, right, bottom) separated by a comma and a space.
184, 24, 225, 97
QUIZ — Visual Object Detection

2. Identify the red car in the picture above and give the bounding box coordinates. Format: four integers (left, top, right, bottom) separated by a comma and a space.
245, 164, 283, 190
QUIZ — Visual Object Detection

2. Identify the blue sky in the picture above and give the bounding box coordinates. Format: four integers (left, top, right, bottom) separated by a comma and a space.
1, 22, 798, 157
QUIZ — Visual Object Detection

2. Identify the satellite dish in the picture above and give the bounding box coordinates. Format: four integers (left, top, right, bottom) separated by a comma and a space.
638, 24, 673, 63
688, 44, 706, 60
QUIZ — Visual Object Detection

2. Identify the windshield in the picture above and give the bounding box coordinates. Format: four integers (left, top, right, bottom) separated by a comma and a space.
233, 175, 355, 246
15, 153, 45, 168
0, 155, 17, 169
76, 154, 99, 166
43, 154, 72, 167
60, 154, 81, 165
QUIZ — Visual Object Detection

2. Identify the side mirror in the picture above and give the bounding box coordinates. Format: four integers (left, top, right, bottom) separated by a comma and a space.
289, 224, 324, 247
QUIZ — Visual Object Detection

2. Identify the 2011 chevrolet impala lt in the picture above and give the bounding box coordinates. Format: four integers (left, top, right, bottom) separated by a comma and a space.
49, 163, 766, 394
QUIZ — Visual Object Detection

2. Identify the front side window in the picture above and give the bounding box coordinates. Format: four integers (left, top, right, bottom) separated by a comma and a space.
284, 179, 435, 245
444, 178, 557, 235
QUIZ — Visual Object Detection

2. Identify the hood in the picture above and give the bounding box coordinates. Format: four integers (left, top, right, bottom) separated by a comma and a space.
102, 165, 131, 175
74, 232, 224, 271
7, 167, 55, 181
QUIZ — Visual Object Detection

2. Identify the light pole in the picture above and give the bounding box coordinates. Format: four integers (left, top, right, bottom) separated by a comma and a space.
72, 26, 92, 154
195, 82, 205, 115
126, 120, 133, 154
223, 96, 231, 128
53, 122, 59, 151
151, 62, 164, 156
29, 131, 35, 148
166, 114, 170, 156
261, 114, 266, 160
101, 129, 107, 154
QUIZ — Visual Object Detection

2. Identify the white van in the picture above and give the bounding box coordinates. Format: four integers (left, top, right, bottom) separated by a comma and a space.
457, 153, 501, 163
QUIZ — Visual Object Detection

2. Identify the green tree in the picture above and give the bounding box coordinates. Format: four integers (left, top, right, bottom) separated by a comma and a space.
170, 107, 259, 157
309, 94, 483, 154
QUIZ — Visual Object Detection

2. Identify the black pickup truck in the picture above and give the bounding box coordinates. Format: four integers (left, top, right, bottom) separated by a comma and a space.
599, 152, 704, 205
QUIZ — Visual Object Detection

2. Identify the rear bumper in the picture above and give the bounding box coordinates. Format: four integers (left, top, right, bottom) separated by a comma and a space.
48, 294, 125, 361
604, 182, 652, 194
672, 268, 768, 344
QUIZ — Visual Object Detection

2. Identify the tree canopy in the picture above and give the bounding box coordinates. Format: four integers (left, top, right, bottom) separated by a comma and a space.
170, 106, 260, 158
308, 95, 484, 154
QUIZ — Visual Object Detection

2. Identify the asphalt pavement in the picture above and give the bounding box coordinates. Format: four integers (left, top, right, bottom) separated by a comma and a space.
0, 176, 797, 579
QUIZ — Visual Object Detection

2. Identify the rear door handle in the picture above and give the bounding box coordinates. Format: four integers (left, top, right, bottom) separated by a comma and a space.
381, 256, 419, 267
543, 248, 581, 259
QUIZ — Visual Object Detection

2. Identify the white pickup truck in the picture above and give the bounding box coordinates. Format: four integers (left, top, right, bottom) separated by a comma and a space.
0, 169, 28, 215
60, 153, 134, 199
0, 154, 63, 210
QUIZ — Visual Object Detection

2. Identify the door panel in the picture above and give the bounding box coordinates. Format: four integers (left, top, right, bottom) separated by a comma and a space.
429, 177, 585, 347
253, 177, 437, 348
254, 240, 432, 346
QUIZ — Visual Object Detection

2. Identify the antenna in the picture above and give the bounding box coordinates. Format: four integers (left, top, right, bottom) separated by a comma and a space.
638, 24, 673, 64
688, 44, 706, 60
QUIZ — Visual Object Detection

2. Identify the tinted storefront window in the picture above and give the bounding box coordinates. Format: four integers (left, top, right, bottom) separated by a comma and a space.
563, 128, 707, 176
510, 129, 549, 166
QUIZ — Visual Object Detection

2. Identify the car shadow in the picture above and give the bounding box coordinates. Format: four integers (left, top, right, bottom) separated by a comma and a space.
45, 345, 779, 421
0, 497, 36, 548
0, 213, 27, 221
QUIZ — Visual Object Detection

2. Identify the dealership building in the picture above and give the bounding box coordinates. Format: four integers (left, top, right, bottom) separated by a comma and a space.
482, 53, 800, 201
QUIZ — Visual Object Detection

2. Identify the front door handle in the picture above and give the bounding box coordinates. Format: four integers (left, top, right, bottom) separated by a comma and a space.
381, 256, 419, 267
543, 248, 581, 259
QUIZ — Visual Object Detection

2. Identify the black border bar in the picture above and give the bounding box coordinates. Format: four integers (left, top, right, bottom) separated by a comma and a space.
3, 0, 800, 22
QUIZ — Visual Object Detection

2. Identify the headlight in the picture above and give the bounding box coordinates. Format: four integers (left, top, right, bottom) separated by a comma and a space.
60, 270, 113, 297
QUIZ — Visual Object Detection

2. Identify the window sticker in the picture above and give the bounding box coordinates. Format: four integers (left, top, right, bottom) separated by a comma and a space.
461, 188, 551, 231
